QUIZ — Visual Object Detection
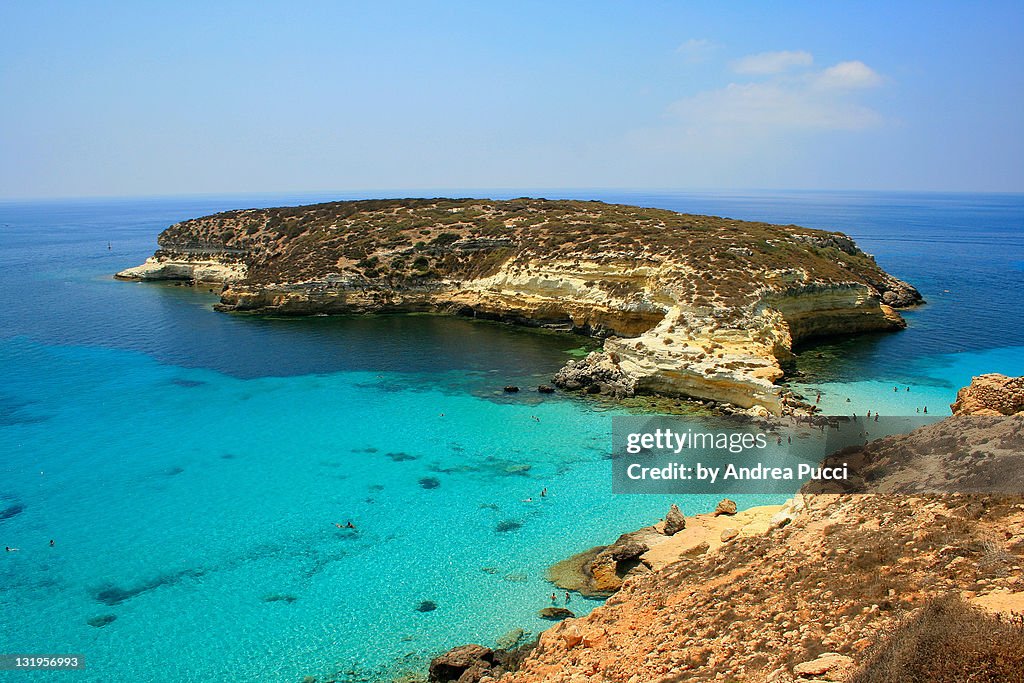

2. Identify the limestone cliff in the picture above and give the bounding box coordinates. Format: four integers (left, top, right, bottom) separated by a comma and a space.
116, 198, 921, 412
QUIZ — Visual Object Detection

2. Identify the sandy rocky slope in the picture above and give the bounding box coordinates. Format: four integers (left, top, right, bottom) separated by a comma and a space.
428, 374, 1024, 683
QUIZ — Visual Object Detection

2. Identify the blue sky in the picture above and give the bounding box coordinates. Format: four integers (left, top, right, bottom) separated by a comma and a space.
1, 1, 1022, 198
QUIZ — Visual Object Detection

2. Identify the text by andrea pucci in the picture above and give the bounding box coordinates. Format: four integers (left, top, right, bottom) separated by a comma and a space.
610, 416, 908, 495
623, 427, 846, 485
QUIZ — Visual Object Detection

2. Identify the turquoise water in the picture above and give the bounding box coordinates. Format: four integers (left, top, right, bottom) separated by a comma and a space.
1, 191, 1022, 681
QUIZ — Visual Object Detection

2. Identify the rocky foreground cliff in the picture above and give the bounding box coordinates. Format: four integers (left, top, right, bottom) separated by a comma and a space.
428, 375, 1024, 683
116, 198, 921, 413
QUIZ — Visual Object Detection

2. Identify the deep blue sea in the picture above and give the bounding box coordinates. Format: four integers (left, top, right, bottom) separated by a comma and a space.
1, 190, 1022, 682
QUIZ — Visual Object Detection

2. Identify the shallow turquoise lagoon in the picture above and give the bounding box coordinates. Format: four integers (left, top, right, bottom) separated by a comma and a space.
1, 190, 1021, 681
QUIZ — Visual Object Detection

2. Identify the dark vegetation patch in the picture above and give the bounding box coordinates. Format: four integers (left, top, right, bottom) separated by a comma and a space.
849, 596, 1024, 683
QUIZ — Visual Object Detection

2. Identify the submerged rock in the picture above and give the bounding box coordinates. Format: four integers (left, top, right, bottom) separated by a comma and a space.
386, 451, 417, 462
496, 627, 526, 650
419, 477, 441, 489
87, 614, 117, 628
0, 502, 25, 521
495, 520, 523, 533
538, 607, 575, 620
416, 600, 438, 612
503, 385, 520, 393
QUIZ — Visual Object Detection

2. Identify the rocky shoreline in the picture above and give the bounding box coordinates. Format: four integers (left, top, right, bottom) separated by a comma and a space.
116, 198, 922, 415
428, 375, 1024, 683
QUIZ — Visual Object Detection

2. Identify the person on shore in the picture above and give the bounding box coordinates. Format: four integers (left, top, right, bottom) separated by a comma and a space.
874, 413, 879, 422
924, 406, 928, 414
867, 410, 871, 418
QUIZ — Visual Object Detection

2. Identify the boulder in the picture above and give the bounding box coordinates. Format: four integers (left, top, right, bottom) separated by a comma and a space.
951, 374, 1024, 416
552, 351, 635, 397
537, 385, 555, 394
664, 504, 686, 535
503, 385, 520, 393
720, 527, 739, 543
560, 626, 584, 649
538, 607, 575, 620
792, 652, 854, 679
429, 644, 495, 682
714, 498, 738, 516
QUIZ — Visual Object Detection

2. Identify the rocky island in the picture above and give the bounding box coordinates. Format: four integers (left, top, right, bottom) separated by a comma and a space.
116, 198, 921, 413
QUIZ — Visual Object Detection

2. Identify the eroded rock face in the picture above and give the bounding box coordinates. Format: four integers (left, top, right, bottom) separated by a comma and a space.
951, 373, 1024, 416
116, 198, 921, 412
547, 528, 662, 597
428, 644, 494, 682
552, 351, 635, 397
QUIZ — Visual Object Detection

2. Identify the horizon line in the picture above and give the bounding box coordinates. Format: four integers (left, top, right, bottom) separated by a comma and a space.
3, 186, 1024, 205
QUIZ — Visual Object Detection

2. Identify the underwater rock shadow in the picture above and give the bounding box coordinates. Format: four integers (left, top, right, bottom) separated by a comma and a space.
0, 501, 25, 522
170, 378, 206, 388
91, 567, 206, 606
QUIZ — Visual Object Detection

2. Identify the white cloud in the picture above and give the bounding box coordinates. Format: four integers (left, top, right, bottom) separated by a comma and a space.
815, 60, 883, 89
625, 55, 887, 171
676, 38, 716, 64
732, 50, 813, 75
663, 56, 886, 133
668, 81, 883, 131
